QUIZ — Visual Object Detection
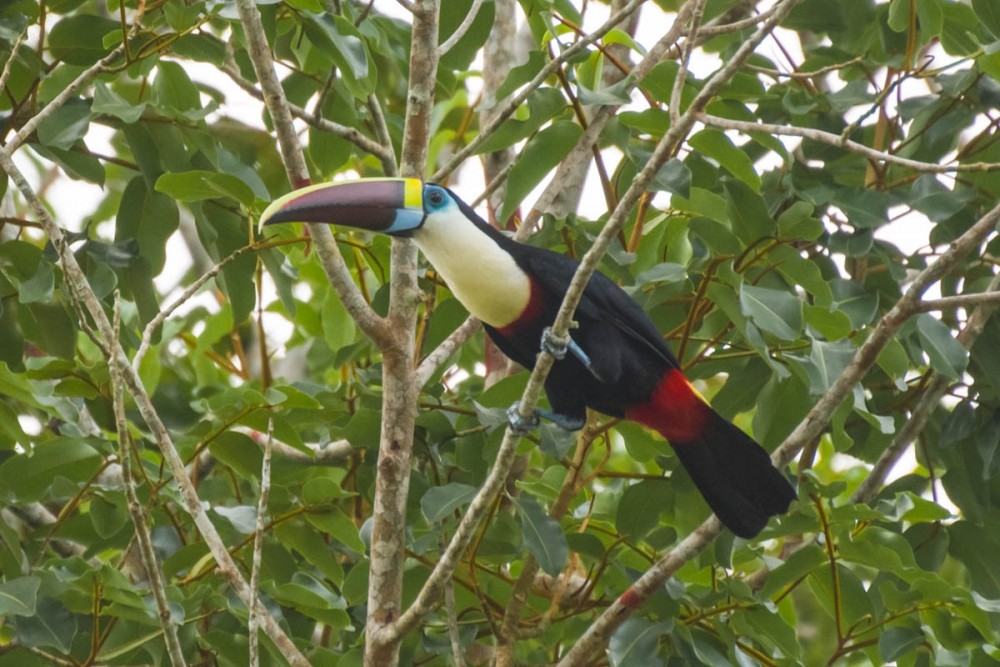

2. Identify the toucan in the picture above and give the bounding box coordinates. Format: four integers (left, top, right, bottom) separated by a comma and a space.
260, 178, 796, 538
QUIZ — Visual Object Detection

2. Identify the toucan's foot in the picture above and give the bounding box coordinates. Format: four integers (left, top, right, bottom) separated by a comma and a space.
536, 408, 586, 432
507, 401, 585, 435
541, 326, 604, 382
540, 326, 570, 360
507, 401, 541, 435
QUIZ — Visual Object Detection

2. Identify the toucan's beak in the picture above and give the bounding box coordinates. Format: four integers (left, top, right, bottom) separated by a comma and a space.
259, 178, 426, 236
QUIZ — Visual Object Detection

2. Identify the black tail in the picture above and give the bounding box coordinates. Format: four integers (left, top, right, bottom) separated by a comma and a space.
671, 410, 796, 538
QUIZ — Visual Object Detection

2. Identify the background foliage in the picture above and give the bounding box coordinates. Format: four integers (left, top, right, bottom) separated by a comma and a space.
2, 0, 1000, 665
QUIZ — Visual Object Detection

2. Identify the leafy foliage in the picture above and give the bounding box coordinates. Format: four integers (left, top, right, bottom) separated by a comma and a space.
1, 0, 1000, 665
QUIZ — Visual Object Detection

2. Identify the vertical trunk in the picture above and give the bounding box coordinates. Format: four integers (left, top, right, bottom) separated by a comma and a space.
363, 2, 439, 666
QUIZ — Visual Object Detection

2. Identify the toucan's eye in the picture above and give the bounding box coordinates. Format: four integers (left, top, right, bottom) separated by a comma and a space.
425, 186, 447, 210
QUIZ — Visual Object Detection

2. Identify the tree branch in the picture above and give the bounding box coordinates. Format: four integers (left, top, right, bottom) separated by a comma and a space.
700, 113, 1000, 173
110, 295, 187, 667
364, 1, 439, 664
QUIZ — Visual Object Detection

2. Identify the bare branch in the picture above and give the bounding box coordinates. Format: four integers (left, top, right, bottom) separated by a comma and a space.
248, 419, 274, 667
915, 290, 1000, 312
415, 316, 483, 387
110, 295, 187, 667
364, 1, 439, 664
437, 0, 484, 58
700, 113, 1000, 173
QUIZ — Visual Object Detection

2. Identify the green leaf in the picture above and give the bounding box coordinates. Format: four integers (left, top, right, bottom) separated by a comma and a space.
887, 0, 912, 33
806, 339, 856, 394
321, 291, 357, 353
916, 314, 968, 379
608, 618, 670, 667
421, 482, 478, 522
305, 507, 366, 554
17, 262, 53, 304
689, 129, 761, 190
880, 626, 925, 662
973, 0, 1000, 39
35, 99, 91, 151
116, 176, 180, 275
724, 179, 774, 242
0, 438, 102, 502
616, 480, 663, 540
152, 60, 204, 117
500, 121, 582, 224
90, 493, 128, 538
274, 522, 345, 586
155, 170, 255, 206
92, 81, 146, 123
48, 15, 118, 65
739, 284, 802, 341
0, 576, 39, 616
14, 597, 77, 652
514, 496, 568, 575
474, 87, 567, 154
300, 15, 376, 99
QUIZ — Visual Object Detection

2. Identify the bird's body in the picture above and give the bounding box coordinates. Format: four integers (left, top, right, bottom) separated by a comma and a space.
261, 178, 796, 537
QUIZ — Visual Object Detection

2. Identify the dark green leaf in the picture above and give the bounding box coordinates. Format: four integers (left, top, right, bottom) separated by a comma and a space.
608, 618, 670, 667
916, 313, 968, 379
421, 483, 478, 522
616, 480, 664, 540
48, 15, 117, 65
0, 576, 39, 616
14, 597, 77, 652
689, 129, 760, 190
35, 99, 91, 151
500, 121, 582, 224
155, 170, 255, 206
740, 284, 802, 341
514, 496, 568, 575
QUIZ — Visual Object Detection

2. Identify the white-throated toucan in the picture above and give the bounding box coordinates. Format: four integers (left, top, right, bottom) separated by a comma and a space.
260, 178, 796, 538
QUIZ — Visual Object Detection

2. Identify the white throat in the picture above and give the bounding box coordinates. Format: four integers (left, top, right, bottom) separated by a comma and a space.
412, 209, 531, 329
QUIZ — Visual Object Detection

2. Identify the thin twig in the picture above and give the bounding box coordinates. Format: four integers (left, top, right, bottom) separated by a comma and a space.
700, 113, 1000, 173
133, 243, 257, 371
437, 0, 484, 57
415, 316, 483, 387
0, 27, 28, 97
248, 418, 274, 667
110, 294, 187, 667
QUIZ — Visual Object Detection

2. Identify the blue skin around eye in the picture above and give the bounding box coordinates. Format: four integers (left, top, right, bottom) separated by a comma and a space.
385, 208, 426, 234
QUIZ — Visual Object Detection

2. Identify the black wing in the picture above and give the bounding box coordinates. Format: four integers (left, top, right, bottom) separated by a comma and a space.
515, 246, 681, 372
